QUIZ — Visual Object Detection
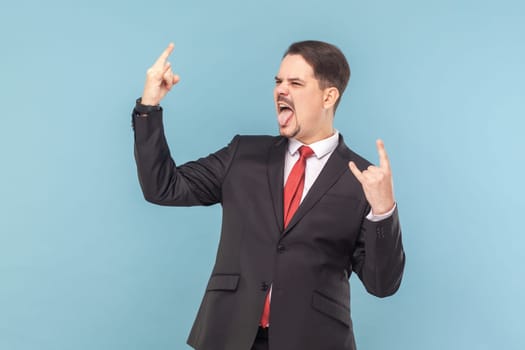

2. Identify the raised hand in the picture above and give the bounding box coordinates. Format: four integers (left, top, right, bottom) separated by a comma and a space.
141, 43, 180, 106
349, 139, 395, 215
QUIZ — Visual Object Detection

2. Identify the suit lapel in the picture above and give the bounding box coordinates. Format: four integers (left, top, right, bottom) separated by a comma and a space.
282, 137, 351, 235
267, 137, 288, 232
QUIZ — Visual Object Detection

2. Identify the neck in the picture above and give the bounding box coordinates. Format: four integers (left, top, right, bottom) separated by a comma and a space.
296, 127, 335, 145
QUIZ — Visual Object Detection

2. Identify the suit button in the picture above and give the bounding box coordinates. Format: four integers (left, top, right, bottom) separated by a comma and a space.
277, 244, 286, 253
261, 282, 269, 291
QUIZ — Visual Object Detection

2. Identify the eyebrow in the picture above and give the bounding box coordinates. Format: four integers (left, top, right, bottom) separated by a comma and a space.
274, 76, 306, 84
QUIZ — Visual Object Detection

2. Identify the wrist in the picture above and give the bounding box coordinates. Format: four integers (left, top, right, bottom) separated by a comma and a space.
134, 98, 162, 117
140, 96, 159, 106
371, 201, 395, 216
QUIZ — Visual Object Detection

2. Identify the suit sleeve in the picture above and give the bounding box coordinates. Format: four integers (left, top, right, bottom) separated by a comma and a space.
351, 206, 405, 297
132, 108, 239, 206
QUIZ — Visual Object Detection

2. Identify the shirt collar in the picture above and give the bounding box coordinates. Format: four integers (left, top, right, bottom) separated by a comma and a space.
288, 130, 340, 159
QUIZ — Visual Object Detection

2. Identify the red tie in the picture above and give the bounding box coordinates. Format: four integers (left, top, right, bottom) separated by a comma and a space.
283, 146, 315, 228
260, 145, 314, 327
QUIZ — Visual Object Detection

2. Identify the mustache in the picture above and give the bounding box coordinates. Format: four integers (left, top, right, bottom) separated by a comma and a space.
277, 95, 295, 110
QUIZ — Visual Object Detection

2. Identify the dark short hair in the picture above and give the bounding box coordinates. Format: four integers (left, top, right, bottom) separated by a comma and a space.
284, 40, 350, 111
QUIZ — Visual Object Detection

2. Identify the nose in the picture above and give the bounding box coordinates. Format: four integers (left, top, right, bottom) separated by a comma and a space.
275, 82, 289, 96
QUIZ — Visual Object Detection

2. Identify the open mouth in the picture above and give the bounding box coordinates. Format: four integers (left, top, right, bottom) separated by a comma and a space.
277, 99, 295, 126
278, 103, 294, 113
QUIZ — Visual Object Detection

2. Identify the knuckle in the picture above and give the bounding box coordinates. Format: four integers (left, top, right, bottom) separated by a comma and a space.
146, 70, 159, 79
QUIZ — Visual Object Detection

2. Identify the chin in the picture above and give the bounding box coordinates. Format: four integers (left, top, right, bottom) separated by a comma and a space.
279, 124, 301, 139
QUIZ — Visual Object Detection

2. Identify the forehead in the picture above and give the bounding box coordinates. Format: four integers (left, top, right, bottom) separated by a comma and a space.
277, 54, 315, 79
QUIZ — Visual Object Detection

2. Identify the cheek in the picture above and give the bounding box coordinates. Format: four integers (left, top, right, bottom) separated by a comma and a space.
296, 95, 321, 118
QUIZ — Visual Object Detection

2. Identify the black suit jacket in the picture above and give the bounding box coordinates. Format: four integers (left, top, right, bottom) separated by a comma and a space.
132, 108, 405, 350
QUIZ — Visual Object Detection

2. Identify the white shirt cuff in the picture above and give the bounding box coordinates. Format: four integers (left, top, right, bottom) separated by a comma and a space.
366, 203, 396, 222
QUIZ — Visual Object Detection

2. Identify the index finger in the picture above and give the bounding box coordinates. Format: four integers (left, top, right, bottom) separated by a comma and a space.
376, 139, 391, 169
153, 43, 175, 69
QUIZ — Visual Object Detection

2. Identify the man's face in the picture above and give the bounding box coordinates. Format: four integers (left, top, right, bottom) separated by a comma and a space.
274, 54, 334, 144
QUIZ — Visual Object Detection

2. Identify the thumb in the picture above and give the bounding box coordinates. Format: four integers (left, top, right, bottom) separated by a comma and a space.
348, 161, 364, 183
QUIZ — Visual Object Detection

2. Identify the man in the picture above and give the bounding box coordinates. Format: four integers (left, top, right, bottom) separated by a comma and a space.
132, 40, 405, 350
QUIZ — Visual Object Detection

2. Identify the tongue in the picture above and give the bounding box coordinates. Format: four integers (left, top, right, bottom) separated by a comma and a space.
278, 109, 293, 126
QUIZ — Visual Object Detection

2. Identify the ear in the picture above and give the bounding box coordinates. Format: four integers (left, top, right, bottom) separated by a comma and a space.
323, 87, 340, 110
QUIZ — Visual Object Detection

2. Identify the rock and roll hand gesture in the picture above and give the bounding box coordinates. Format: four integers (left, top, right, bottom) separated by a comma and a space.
349, 139, 395, 216
141, 43, 180, 106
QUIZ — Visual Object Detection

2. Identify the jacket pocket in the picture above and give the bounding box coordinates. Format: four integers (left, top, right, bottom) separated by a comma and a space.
311, 291, 350, 327
206, 274, 240, 291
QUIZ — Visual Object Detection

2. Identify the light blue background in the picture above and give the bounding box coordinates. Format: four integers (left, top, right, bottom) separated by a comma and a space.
1, 0, 524, 349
